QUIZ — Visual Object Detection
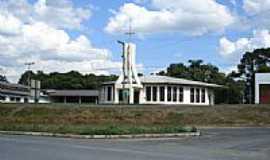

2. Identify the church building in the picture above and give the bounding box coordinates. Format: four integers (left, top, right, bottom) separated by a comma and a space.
100, 42, 222, 106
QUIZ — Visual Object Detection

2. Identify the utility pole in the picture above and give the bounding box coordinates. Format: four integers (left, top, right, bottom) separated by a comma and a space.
24, 62, 35, 86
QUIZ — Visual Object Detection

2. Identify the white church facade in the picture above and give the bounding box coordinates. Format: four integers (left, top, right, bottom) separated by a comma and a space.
100, 42, 222, 106
100, 75, 221, 105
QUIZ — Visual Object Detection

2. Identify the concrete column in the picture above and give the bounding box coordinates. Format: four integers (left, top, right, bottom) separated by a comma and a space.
255, 83, 260, 104
184, 87, 190, 104
104, 87, 107, 103
64, 96, 67, 104
212, 91, 215, 105
114, 88, 119, 104
157, 86, 160, 103
150, 86, 153, 102
129, 87, 134, 104
139, 88, 144, 104
79, 96, 82, 104
176, 87, 179, 103
205, 88, 209, 105
208, 89, 215, 106
164, 85, 168, 103
111, 86, 114, 103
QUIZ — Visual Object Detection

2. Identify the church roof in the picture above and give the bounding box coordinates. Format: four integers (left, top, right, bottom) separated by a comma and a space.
139, 75, 223, 88
103, 75, 223, 88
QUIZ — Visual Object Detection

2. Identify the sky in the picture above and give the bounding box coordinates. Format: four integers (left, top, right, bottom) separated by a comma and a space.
1, 0, 270, 82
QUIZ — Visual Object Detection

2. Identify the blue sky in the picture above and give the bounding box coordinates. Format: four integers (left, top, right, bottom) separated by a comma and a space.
78, 0, 248, 71
1, 0, 270, 82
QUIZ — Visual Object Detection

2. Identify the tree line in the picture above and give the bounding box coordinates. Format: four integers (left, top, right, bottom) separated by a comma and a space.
18, 71, 117, 90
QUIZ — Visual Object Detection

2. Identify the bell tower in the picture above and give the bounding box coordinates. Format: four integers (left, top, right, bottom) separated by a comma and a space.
115, 41, 142, 104
113, 19, 142, 104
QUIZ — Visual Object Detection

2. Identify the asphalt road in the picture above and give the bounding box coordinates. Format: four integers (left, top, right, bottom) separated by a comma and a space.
0, 128, 270, 160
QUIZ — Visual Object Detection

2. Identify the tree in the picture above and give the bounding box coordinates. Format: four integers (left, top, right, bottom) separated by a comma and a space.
158, 59, 244, 104
0, 75, 8, 83
18, 71, 118, 90
236, 48, 270, 103
18, 71, 35, 85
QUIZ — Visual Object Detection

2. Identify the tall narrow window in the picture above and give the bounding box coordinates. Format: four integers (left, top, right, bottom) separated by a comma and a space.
190, 88, 195, 103
107, 86, 112, 101
146, 86, 152, 101
167, 86, 172, 101
152, 86, 157, 102
196, 88, 200, 103
119, 90, 123, 101
173, 87, 177, 102
160, 86, 165, 102
179, 87, 184, 102
201, 89, 206, 103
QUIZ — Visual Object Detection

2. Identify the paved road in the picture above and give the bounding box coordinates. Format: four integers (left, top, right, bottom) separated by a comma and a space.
0, 128, 270, 160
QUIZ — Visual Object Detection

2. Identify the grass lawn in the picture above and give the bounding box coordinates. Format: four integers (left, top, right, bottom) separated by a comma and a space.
0, 104, 270, 135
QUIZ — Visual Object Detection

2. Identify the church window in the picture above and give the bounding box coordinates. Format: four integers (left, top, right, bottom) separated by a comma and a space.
146, 86, 152, 101
167, 86, 172, 101
119, 90, 123, 101
190, 88, 195, 103
107, 86, 112, 101
179, 87, 184, 102
173, 87, 177, 102
201, 89, 206, 103
160, 86, 165, 102
152, 86, 157, 102
196, 88, 200, 103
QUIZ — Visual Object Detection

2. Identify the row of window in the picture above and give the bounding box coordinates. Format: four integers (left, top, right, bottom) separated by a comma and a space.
190, 88, 206, 103
0, 95, 26, 103
146, 86, 184, 102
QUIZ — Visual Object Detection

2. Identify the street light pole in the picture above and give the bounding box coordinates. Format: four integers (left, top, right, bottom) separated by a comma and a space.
24, 62, 35, 86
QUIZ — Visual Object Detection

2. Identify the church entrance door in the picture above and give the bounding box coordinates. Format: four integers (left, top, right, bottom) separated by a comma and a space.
134, 90, 140, 104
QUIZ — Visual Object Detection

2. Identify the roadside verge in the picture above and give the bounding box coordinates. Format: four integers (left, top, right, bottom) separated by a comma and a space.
0, 130, 200, 139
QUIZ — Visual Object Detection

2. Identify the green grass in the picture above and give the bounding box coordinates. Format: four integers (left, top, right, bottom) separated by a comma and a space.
0, 103, 270, 135
0, 124, 196, 135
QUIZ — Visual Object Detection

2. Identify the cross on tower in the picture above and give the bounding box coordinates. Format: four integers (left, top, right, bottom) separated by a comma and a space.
125, 18, 135, 41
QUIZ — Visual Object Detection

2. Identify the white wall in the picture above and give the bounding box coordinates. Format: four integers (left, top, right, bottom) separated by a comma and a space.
100, 85, 115, 104
99, 83, 215, 106
141, 84, 212, 105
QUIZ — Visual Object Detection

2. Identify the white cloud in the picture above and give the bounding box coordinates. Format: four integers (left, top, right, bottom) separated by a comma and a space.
0, 0, 91, 30
0, 0, 119, 82
105, 0, 235, 36
243, 0, 270, 29
219, 29, 270, 60
0, 11, 22, 35
243, 0, 270, 15
33, 0, 91, 30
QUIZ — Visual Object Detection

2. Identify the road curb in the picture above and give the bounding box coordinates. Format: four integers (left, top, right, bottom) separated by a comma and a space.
0, 131, 200, 139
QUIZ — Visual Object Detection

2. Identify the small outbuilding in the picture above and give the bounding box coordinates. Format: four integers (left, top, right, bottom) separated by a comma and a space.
45, 90, 99, 104
255, 73, 270, 104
